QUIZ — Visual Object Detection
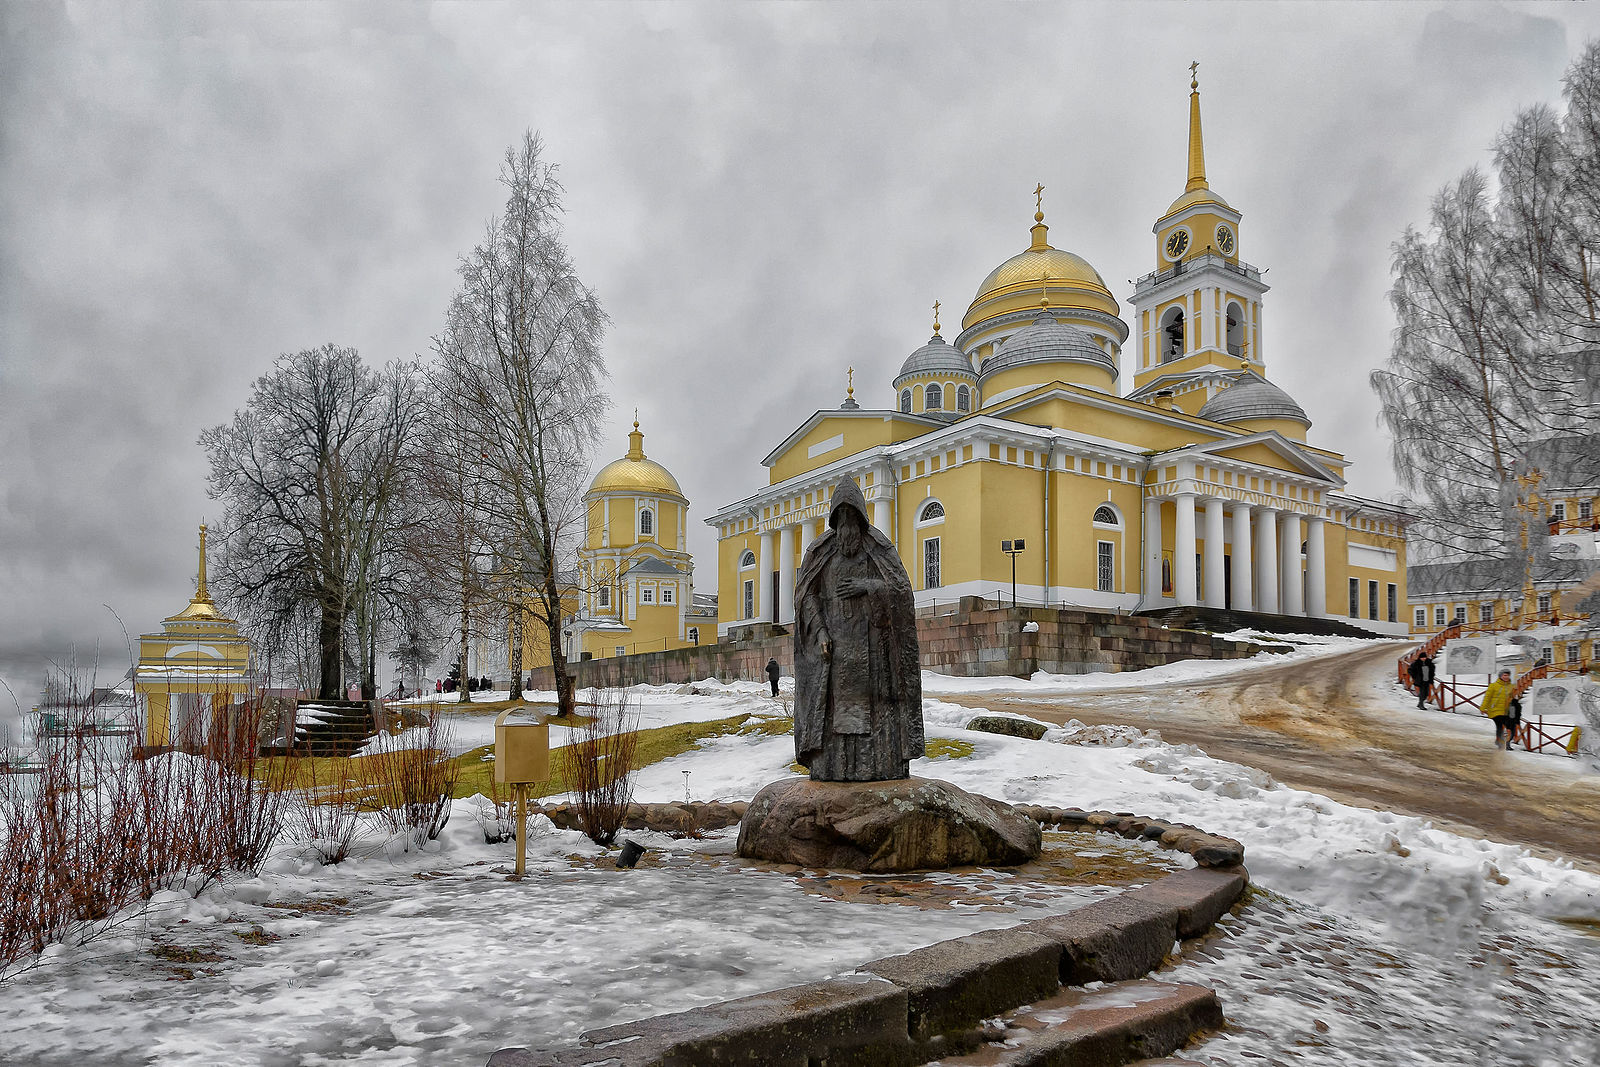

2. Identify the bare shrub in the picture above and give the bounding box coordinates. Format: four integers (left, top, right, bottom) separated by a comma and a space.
561, 690, 639, 846
360, 711, 459, 848
288, 757, 363, 866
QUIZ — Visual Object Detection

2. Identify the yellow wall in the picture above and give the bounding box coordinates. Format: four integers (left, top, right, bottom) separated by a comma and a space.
980, 361, 1116, 406
768, 415, 928, 485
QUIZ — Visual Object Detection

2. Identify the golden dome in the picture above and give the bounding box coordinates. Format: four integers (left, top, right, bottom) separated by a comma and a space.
587, 422, 685, 500
1164, 185, 1231, 217
963, 218, 1119, 329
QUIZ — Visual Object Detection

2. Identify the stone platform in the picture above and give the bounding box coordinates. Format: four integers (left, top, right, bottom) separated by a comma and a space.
735, 776, 1042, 872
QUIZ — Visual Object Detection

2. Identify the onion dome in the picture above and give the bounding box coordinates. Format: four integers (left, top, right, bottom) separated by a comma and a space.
1197, 372, 1310, 426
977, 312, 1114, 385
895, 334, 975, 385
588, 420, 685, 500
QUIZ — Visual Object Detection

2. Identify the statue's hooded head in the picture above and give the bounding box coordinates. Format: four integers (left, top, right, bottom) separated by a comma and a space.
828, 477, 871, 558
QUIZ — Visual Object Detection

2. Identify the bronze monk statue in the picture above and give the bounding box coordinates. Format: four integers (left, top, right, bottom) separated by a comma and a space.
793, 477, 924, 781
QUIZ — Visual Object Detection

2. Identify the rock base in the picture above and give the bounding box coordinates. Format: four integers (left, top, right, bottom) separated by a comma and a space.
736, 776, 1042, 872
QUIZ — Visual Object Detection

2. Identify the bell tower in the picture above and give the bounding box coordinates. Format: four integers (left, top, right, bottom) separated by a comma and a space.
1129, 63, 1270, 415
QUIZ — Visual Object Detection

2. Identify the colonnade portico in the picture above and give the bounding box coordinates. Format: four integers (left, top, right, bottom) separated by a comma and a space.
1145, 491, 1328, 617
749, 481, 894, 628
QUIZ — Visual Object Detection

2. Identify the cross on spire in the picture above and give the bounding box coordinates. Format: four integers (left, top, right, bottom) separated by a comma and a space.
932, 300, 941, 335
1034, 182, 1045, 222
1190, 59, 1199, 90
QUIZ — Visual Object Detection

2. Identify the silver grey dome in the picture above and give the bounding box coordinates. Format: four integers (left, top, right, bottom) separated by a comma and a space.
978, 313, 1114, 384
1198, 372, 1311, 425
895, 334, 975, 384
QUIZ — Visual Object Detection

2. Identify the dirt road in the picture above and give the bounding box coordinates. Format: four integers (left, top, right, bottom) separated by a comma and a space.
954, 642, 1600, 870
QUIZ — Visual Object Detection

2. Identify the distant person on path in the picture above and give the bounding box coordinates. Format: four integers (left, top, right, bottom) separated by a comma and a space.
1409, 651, 1436, 709
765, 657, 781, 698
1482, 668, 1516, 749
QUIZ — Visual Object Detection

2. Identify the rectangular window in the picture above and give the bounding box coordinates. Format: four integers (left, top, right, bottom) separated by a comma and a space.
1349, 578, 1360, 618
1369, 580, 1380, 621
1414, 607, 1427, 628
641, 587, 654, 604
1096, 541, 1114, 592
615, 646, 626, 657
1542, 644, 1553, 664
1537, 592, 1552, 615
924, 536, 941, 589
1454, 606, 1466, 625
598, 586, 610, 608
1565, 643, 1579, 664
1387, 584, 1397, 623
1479, 603, 1494, 624
1552, 502, 1566, 521
661, 587, 674, 605
687, 627, 699, 645
743, 580, 754, 620
1582, 499, 1593, 520
1434, 606, 1446, 626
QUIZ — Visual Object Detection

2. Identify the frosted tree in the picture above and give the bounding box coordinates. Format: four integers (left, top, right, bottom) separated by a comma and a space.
1372, 40, 1600, 580
432, 131, 609, 714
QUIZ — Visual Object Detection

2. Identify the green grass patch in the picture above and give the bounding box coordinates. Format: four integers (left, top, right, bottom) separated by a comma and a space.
923, 738, 976, 760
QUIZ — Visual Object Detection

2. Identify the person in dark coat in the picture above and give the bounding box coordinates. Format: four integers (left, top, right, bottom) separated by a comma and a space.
792, 477, 924, 782
765, 657, 781, 698
1409, 651, 1436, 709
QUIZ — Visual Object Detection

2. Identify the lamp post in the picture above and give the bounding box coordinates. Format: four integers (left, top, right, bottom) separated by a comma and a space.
1001, 538, 1027, 607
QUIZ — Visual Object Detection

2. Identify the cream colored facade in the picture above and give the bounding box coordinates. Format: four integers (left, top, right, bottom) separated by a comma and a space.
708, 75, 1411, 637
566, 421, 712, 660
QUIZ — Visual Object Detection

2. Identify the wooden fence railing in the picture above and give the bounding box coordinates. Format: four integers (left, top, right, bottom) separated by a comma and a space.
1400, 633, 1589, 756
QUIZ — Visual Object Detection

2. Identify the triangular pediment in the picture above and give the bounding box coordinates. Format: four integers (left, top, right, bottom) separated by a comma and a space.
1179, 431, 1344, 485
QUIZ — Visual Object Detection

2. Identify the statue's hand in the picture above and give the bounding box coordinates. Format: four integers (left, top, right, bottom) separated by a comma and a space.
820, 634, 833, 661
838, 577, 870, 598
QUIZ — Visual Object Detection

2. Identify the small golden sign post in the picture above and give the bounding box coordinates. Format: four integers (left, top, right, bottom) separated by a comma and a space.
494, 708, 550, 876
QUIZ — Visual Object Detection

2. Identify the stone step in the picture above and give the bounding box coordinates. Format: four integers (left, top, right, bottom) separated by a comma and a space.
930, 980, 1222, 1067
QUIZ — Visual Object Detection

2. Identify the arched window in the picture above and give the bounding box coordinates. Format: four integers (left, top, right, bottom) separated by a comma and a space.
1160, 307, 1185, 362
925, 383, 943, 410
900, 388, 912, 413
1092, 505, 1120, 526
639, 508, 654, 536
956, 384, 970, 412
919, 500, 945, 523
739, 550, 756, 568
1225, 302, 1245, 358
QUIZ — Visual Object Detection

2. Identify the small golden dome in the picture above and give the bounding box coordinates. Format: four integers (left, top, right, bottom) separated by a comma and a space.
587, 421, 685, 500
963, 217, 1119, 330
1164, 185, 1231, 217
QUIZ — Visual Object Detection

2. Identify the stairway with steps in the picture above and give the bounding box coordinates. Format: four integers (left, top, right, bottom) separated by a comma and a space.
1138, 604, 1385, 639
291, 699, 377, 757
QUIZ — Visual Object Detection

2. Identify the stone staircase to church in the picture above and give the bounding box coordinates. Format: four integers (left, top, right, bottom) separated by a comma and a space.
291, 699, 377, 757
1139, 604, 1385, 639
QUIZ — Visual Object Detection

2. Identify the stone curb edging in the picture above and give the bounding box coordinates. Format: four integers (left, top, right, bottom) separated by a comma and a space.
489, 808, 1248, 1067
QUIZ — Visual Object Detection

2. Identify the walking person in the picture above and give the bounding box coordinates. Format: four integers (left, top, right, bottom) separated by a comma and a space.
765, 657, 781, 698
1482, 667, 1516, 749
1408, 651, 1436, 709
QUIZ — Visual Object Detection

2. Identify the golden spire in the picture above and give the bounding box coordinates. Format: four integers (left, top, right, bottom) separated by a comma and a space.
627, 412, 645, 461
1186, 60, 1208, 192
932, 300, 941, 336
195, 523, 211, 603
1029, 183, 1050, 252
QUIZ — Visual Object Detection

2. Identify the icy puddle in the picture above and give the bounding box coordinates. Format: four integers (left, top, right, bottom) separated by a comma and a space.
0, 828, 1163, 1067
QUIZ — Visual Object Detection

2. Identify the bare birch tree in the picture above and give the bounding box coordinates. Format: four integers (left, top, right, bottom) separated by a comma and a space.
432, 131, 608, 716
201, 346, 420, 700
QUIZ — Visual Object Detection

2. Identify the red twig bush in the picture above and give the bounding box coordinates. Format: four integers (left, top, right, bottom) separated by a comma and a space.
561, 690, 639, 847
360, 711, 459, 848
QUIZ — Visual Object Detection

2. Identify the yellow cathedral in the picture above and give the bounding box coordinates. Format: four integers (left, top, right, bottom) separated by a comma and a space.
707, 73, 1409, 637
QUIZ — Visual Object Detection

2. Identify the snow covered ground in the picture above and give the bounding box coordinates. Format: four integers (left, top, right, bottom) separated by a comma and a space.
6, 636, 1599, 1066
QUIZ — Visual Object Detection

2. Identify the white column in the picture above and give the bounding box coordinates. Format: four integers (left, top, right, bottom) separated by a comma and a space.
1257, 509, 1279, 614
1202, 497, 1226, 608
1200, 286, 1215, 350
872, 496, 891, 538
1306, 517, 1327, 618
1173, 493, 1198, 606
777, 524, 796, 625
1143, 495, 1163, 602
1230, 504, 1254, 611
758, 529, 775, 623
1280, 512, 1303, 616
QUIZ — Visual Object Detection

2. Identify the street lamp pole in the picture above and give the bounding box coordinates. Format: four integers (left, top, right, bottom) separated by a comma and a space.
1001, 539, 1027, 607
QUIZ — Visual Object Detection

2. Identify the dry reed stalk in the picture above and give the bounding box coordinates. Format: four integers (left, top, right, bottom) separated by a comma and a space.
561, 690, 639, 846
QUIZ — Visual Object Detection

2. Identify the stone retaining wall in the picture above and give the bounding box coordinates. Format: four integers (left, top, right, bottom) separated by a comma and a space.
490, 808, 1249, 1067
526, 602, 1261, 691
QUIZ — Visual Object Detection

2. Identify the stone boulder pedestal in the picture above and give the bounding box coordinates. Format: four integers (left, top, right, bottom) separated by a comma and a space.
736, 776, 1042, 872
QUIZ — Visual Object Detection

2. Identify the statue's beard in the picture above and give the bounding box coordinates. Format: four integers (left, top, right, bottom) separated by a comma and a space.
839, 523, 863, 558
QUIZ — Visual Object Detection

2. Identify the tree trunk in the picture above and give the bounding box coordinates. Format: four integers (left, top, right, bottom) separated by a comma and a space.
318, 602, 342, 701
509, 601, 524, 698
542, 569, 572, 717
458, 579, 473, 704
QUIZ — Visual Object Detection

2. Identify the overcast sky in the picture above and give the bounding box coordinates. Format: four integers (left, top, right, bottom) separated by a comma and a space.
3, 1, 1598, 726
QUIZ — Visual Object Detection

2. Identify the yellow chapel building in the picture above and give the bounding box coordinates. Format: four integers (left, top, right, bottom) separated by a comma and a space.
706, 75, 1410, 638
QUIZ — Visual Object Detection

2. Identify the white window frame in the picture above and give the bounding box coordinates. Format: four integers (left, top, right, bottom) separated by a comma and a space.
1565, 642, 1579, 664
1454, 605, 1466, 625
1349, 578, 1360, 618
615, 646, 626, 657
956, 384, 971, 412
1537, 592, 1552, 615
925, 383, 942, 411
1414, 607, 1427, 628
641, 586, 654, 604
900, 388, 912, 413
1091, 504, 1121, 528
742, 579, 754, 620
598, 585, 610, 609
917, 499, 945, 526
1096, 540, 1114, 593
1387, 583, 1398, 623
1370, 580, 1381, 621
639, 507, 654, 537
661, 586, 674, 605
1434, 605, 1446, 626
923, 535, 941, 589
1581, 499, 1593, 520
1552, 502, 1566, 521
740, 549, 756, 568
1479, 602, 1494, 624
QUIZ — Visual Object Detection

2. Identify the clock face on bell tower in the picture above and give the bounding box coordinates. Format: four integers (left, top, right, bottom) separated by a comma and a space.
1215, 224, 1235, 256
1163, 228, 1190, 260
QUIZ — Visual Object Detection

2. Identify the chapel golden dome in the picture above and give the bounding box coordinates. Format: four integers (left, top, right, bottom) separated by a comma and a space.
962, 206, 1119, 330
587, 420, 685, 500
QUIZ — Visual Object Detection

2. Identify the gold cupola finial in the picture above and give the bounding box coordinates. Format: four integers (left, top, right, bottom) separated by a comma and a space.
1038, 266, 1051, 310
847, 366, 855, 399
1029, 183, 1050, 251
195, 523, 211, 603
627, 411, 645, 461
932, 300, 941, 336
1186, 60, 1208, 192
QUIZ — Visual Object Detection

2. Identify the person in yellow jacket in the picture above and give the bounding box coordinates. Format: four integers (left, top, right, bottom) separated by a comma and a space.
1482, 668, 1516, 749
